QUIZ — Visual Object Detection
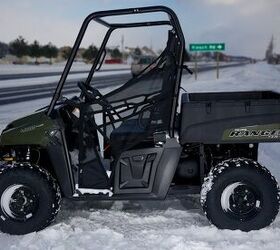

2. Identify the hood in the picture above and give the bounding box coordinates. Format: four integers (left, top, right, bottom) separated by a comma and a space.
0, 111, 56, 147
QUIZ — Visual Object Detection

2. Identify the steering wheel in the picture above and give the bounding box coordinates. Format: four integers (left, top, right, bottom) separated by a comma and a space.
77, 81, 115, 114
78, 81, 104, 101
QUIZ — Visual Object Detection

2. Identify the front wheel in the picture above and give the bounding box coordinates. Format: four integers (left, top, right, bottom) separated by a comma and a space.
201, 158, 280, 231
0, 163, 61, 235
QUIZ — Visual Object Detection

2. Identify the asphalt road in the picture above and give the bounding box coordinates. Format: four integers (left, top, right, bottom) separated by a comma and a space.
0, 63, 246, 105
0, 73, 131, 105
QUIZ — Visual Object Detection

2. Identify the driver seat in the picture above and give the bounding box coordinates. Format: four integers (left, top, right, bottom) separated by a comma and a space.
107, 30, 179, 157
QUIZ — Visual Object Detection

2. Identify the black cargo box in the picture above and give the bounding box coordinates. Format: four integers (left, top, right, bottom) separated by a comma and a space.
180, 91, 280, 144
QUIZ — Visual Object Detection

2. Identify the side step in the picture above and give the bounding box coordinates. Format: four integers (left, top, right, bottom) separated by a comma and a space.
71, 185, 201, 200
73, 188, 113, 197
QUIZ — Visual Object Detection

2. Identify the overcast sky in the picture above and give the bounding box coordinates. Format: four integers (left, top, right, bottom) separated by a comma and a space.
0, 0, 279, 59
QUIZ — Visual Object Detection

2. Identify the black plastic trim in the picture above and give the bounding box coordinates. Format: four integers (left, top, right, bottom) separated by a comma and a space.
114, 147, 163, 194
46, 129, 74, 197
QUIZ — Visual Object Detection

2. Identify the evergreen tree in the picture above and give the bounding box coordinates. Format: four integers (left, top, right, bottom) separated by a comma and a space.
0, 42, 9, 58
43, 43, 58, 64
29, 40, 41, 64
9, 36, 28, 58
82, 45, 98, 63
111, 48, 122, 59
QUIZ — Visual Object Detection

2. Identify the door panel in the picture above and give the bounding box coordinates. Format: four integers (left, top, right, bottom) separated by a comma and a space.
114, 148, 163, 194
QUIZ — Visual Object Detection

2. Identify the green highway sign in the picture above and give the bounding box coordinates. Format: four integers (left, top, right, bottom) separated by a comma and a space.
190, 43, 225, 80
189, 43, 225, 52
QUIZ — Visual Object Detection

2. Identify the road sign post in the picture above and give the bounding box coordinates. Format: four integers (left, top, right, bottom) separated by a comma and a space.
216, 52, 220, 79
194, 52, 197, 80
189, 43, 225, 79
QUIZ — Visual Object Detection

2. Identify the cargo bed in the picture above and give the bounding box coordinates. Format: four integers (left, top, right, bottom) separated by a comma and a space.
180, 91, 280, 144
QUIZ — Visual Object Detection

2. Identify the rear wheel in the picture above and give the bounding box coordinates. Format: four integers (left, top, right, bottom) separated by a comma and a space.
0, 163, 61, 235
201, 158, 280, 231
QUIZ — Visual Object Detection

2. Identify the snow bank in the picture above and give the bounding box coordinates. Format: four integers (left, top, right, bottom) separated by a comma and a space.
0, 70, 130, 89
0, 62, 130, 75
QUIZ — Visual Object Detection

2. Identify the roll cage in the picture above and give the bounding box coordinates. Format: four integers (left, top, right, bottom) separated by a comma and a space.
47, 5, 185, 137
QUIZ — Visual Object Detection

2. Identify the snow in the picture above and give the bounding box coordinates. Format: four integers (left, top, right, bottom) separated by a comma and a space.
0, 97, 49, 131
200, 169, 215, 207
1, 62, 280, 249
74, 188, 113, 197
0, 199, 280, 250
181, 62, 280, 93
0, 70, 130, 89
0, 62, 130, 75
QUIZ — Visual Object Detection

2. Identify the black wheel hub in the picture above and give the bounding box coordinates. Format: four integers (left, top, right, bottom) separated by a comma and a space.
221, 182, 262, 221
230, 186, 257, 214
1, 185, 39, 221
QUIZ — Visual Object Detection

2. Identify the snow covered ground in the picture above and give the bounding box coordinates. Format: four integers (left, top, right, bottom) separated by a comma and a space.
1, 198, 280, 250
0, 70, 131, 89
0, 62, 130, 75
0, 62, 280, 249
0, 61, 238, 75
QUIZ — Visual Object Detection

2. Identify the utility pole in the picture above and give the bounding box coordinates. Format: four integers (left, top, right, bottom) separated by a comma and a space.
194, 52, 198, 80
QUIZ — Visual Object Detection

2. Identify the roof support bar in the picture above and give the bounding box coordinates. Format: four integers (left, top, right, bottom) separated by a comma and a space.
111, 20, 170, 28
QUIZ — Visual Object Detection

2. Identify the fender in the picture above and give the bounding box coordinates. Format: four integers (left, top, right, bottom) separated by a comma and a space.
0, 111, 74, 197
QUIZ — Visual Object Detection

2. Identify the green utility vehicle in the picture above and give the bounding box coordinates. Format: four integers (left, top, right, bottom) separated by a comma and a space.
0, 6, 279, 235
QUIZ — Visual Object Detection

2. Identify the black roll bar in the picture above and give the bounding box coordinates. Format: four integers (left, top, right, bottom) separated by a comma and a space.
47, 5, 185, 133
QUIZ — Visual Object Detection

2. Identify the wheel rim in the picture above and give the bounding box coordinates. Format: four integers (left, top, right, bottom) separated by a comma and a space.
1, 184, 39, 221
221, 182, 262, 221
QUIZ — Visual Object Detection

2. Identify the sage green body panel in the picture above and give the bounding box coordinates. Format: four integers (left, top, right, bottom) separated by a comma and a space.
0, 111, 56, 147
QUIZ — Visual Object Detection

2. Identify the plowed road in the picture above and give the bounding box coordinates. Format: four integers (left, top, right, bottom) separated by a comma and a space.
0, 63, 246, 105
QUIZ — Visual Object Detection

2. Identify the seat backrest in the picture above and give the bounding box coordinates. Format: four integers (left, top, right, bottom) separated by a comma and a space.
152, 30, 179, 131
95, 30, 180, 154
